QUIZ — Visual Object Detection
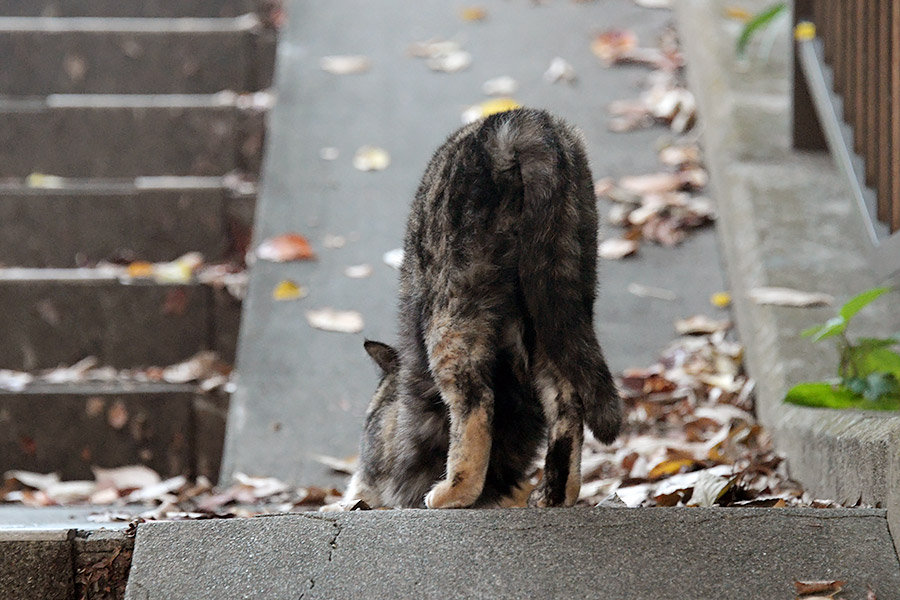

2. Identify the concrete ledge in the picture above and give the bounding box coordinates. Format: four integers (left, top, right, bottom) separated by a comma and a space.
0, 20, 269, 95
0, 96, 267, 177
676, 0, 900, 554
0, 527, 132, 600
0, 0, 254, 18
0, 276, 242, 369
125, 509, 900, 599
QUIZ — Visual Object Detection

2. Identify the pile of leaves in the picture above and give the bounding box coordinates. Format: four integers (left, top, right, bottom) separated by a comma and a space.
1, 467, 341, 521
592, 25, 714, 259
0, 351, 232, 393
786, 287, 900, 411
578, 321, 829, 508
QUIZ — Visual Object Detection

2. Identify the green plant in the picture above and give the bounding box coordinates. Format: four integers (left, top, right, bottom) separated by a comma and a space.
735, 2, 787, 57
785, 287, 900, 410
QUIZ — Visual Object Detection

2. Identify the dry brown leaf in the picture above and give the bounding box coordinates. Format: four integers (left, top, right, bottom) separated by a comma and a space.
256, 233, 316, 262
93, 465, 160, 491
794, 580, 847, 596
272, 279, 307, 301
591, 29, 638, 64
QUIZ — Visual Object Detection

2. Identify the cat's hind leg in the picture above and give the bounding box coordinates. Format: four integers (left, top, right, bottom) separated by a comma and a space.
529, 358, 585, 508
423, 308, 499, 509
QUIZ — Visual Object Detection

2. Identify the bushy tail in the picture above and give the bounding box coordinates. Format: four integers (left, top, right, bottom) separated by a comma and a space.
484, 109, 622, 444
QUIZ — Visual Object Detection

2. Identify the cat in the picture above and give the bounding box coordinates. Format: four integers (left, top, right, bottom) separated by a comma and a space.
336, 108, 621, 510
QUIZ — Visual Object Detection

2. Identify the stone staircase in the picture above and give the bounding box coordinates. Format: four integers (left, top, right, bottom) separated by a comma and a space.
0, 0, 274, 482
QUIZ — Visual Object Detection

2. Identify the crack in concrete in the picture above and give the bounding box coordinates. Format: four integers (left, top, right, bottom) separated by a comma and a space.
297, 518, 343, 599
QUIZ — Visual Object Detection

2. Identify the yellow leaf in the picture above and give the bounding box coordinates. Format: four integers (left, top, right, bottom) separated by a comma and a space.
648, 459, 695, 480
710, 292, 732, 308
460, 6, 487, 21
273, 280, 307, 301
462, 98, 520, 124
724, 7, 752, 21
127, 261, 154, 278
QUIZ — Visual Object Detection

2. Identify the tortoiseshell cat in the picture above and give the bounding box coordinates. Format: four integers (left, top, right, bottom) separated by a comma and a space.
340, 108, 621, 509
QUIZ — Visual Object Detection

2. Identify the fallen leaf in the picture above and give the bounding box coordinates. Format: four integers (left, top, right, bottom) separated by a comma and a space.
256, 233, 316, 262
127, 261, 154, 278
711, 292, 732, 308
748, 287, 834, 307
161, 351, 225, 384
383, 248, 404, 269
306, 308, 365, 333
659, 144, 701, 167
648, 458, 695, 479
724, 6, 753, 21
0, 370, 33, 392
320, 55, 371, 75
408, 39, 463, 59
598, 238, 638, 260
543, 57, 577, 84
352, 146, 391, 171
461, 98, 520, 124
628, 283, 677, 301
687, 472, 734, 506
675, 315, 731, 335
344, 264, 373, 278
426, 50, 472, 73
273, 280, 307, 301
152, 252, 204, 284
322, 234, 346, 249
313, 454, 358, 474
635, 0, 671, 7
794, 580, 847, 595
93, 465, 161, 491
591, 29, 638, 65
107, 401, 128, 430
459, 6, 487, 21
482, 76, 518, 96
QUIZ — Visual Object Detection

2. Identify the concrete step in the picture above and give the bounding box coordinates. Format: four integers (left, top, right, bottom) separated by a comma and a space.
0, 0, 254, 18
0, 16, 274, 95
0, 382, 228, 481
0, 270, 242, 370
124, 508, 900, 599
0, 94, 267, 178
0, 177, 255, 268
1, 526, 132, 600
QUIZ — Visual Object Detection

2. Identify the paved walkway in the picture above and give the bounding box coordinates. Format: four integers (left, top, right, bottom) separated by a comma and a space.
222, 0, 726, 486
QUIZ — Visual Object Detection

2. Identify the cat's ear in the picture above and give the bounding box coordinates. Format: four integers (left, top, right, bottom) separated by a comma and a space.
364, 340, 400, 374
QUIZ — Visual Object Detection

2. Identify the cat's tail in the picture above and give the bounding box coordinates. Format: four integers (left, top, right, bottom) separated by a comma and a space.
484, 108, 622, 444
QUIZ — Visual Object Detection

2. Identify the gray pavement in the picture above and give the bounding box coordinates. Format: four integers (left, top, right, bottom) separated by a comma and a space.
125, 508, 900, 600
223, 0, 727, 486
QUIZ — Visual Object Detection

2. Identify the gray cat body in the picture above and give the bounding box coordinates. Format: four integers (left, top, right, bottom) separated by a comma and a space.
341, 108, 621, 509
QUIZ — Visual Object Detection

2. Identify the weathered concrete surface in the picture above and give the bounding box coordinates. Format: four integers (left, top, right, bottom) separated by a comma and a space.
0, 20, 267, 95
223, 0, 727, 486
0, 276, 211, 369
0, 526, 133, 600
0, 0, 254, 18
0, 99, 265, 177
0, 529, 73, 600
676, 0, 900, 555
0, 185, 231, 267
0, 383, 194, 479
126, 508, 900, 600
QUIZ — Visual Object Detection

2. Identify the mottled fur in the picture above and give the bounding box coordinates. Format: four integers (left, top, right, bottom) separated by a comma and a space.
339, 108, 621, 509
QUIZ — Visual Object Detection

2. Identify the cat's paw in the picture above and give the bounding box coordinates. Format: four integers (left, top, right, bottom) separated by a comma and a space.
424, 479, 480, 509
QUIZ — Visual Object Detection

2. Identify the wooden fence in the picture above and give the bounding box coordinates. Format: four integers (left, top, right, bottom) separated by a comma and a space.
793, 0, 900, 233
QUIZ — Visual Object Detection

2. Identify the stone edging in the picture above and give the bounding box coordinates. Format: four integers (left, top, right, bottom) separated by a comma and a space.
674, 0, 900, 556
